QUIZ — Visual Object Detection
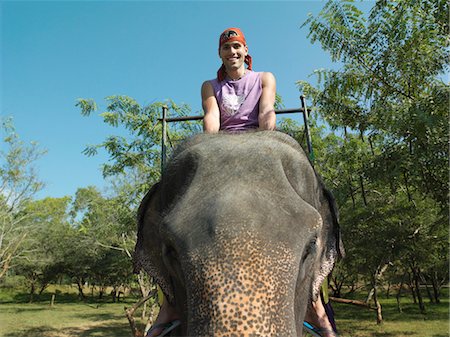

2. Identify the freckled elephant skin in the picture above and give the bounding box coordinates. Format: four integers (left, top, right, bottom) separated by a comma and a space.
134, 131, 344, 337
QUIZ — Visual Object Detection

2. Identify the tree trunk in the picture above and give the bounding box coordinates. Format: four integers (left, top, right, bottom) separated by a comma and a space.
329, 272, 344, 298
99, 285, 106, 299
0, 253, 13, 280
144, 304, 158, 336
365, 287, 374, 304
396, 287, 403, 313
39, 282, 49, 296
430, 271, 441, 304
359, 175, 368, 206
29, 281, 36, 303
0, 233, 27, 280
403, 171, 412, 202
396, 274, 406, 313
124, 290, 156, 337
138, 272, 151, 319
420, 272, 434, 303
411, 265, 426, 313
386, 281, 391, 298
142, 301, 148, 321
347, 177, 356, 208
373, 284, 383, 324
368, 263, 389, 324
111, 287, 117, 303
76, 279, 85, 300
330, 297, 376, 310
366, 262, 390, 303
368, 136, 375, 156
407, 272, 417, 303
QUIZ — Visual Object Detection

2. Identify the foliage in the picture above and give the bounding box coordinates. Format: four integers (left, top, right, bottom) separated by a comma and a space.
298, 0, 449, 315
67, 186, 137, 297
299, 0, 449, 203
8, 185, 138, 300
12, 197, 72, 300
0, 118, 46, 279
76, 96, 202, 195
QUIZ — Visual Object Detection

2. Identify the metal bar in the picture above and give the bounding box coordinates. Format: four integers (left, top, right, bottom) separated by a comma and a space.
158, 108, 312, 123
159, 115, 204, 123
161, 106, 168, 174
275, 108, 310, 114
301, 95, 314, 163
159, 101, 314, 169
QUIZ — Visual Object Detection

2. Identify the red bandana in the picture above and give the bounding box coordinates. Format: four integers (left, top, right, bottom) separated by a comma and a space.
217, 27, 253, 81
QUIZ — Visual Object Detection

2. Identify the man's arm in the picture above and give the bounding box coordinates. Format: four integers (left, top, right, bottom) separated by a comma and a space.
258, 72, 276, 131
201, 81, 220, 133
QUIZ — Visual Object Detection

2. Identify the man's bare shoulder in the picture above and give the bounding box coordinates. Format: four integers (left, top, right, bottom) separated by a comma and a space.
201, 80, 213, 88
261, 72, 276, 86
201, 80, 214, 96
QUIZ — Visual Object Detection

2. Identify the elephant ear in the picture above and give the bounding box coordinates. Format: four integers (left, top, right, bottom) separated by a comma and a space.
133, 182, 175, 304
311, 182, 345, 300
320, 186, 345, 260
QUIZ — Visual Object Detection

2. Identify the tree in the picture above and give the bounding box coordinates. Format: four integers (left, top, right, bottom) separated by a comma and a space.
70, 186, 136, 263
298, 0, 449, 320
299, 0, 448, 204
77, 96, 201, 195
0, 118, 46, 279
13, 197, 72, 301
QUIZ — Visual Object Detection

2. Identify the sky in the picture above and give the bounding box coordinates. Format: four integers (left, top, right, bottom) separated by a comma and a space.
1, 0, 373, 199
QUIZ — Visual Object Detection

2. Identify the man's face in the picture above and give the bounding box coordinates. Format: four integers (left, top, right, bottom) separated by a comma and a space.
219, 41, 248, 70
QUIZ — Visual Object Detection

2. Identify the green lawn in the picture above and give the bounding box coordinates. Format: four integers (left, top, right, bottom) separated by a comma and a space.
331, 292, 449, 337
0, 285, 152, 337
0, 285, 448, 337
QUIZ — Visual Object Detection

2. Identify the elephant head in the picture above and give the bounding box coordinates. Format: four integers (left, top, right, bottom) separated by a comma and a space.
134, 131, 344, 336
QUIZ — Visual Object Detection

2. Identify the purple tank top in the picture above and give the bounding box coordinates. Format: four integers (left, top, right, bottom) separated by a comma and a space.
210, 71, 262, 132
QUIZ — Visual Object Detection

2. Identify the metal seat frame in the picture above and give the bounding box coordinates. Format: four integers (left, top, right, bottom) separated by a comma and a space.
159, 95, 314, 173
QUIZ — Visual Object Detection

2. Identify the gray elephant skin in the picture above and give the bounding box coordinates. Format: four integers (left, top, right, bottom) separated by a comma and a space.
134, 131, 344, 337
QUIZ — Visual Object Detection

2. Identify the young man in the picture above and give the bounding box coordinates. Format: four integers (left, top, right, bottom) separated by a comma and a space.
146, 28, 338, 337
201, 27, 276, 132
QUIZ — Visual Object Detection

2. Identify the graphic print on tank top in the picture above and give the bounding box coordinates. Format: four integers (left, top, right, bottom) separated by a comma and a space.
221, 92, 245, 116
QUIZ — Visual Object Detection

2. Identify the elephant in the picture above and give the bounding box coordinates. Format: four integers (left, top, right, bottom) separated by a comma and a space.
134, 131, 344, 336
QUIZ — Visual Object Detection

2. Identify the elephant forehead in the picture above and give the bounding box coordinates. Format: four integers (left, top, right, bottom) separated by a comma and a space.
165, 131, 319, 209
185, 231, 299, 336
164, 183, 323, 251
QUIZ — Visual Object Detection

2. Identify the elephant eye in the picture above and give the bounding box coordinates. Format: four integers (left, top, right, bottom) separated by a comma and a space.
302, 237, 317, 262
163, 244, 178, 262
162, 243, 186, 288
298, 236, 318, 281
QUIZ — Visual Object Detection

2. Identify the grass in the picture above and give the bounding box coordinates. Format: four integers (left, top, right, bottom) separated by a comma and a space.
0, 285, 448, 337
0, 285, 155, 337
331, 288, 449, 337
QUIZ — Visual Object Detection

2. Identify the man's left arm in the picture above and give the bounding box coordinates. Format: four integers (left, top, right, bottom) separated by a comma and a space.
258, 72, 276, 130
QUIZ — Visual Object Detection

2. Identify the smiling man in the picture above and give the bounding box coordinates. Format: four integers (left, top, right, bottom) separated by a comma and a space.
201, 27, 277, 132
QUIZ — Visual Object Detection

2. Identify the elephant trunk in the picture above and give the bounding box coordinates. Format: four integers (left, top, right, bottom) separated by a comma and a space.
183, 233, 302, 336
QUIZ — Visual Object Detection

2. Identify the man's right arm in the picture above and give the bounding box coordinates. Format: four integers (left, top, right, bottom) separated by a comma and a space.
201, 81, 220, 133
